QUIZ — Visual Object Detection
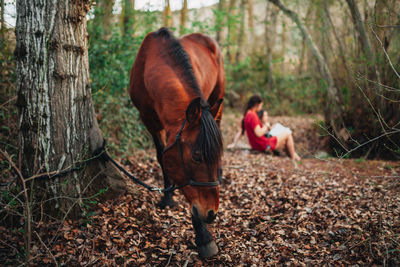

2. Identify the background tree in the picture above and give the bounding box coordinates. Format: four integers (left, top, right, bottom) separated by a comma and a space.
164, 0, 172, 27
268, 0, 345, 139
121, 0, 135, 36
93, 0, 114, 39
180, 0, 188, 35
1, 0, 4, 32
215, 0, 225, 43
15, 0, 125, 220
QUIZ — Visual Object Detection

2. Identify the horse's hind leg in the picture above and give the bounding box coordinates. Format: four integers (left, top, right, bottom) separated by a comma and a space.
152, 132, 176, 209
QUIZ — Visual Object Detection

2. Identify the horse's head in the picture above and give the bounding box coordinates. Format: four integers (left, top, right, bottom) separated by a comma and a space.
162, 97, 223, 224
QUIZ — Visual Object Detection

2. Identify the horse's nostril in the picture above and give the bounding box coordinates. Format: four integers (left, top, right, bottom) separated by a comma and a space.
206, 210, 216, 223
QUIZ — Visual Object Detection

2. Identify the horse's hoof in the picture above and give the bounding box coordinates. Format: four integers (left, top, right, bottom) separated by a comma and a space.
198, 240, 218, 258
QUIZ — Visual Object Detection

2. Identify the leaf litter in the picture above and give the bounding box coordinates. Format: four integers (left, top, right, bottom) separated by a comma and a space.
1, 115, 399, 266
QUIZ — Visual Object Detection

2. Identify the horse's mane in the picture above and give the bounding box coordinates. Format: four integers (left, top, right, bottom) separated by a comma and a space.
155, 27, 202, 97
155, 27, 223, 166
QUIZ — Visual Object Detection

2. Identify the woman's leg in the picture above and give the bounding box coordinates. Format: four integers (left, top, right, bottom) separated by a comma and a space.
275, 133, 300, 161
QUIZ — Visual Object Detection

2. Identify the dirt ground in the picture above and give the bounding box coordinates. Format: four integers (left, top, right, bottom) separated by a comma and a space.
1, 112, 399, 266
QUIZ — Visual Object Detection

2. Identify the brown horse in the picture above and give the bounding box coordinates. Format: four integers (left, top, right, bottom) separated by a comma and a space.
129, 28, 225, 258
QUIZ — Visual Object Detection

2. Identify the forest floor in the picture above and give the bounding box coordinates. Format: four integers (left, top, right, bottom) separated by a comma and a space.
1, 112, 400, 266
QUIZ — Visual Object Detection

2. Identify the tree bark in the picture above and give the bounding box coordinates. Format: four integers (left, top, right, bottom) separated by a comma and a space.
268, 0, 344, 137
180, 0, 188, 35
15, 0, 125, 219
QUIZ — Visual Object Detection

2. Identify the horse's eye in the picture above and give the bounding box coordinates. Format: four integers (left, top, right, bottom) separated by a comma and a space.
192, 149, 202, 163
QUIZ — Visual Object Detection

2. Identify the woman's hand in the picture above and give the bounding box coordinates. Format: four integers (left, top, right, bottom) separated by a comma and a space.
264, 122, 271, 131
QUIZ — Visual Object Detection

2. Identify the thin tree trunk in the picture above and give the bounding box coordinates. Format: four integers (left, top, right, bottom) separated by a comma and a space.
180, 0, 188, 35
0, 0, 4, 31
215, 0, 225, 43
235, 0, 246, 62
247, 0, 254, 45
164, 0, 172, 27
265, 1, 277, 89
297, 2, 313, 74
323, 1, 351, 89
345, 0, 374, 62
227, 0, 237, 63
93, 0, 114, 39
216, 0, 225, 43
122, 0, 135, 35
268, 0, 344, 138
345, 0, 383, 104
15, 0, 125, 219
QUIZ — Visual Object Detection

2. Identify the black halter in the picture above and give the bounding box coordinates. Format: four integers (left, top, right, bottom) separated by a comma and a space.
162, 118, 222, 191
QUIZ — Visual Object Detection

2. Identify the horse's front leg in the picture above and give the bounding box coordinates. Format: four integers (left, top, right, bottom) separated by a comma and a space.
152, 133, 176, 209
192, 208, 218, 258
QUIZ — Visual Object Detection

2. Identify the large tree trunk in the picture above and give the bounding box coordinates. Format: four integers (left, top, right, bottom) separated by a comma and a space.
268, 0, 344, 138
15, 0, 126, 220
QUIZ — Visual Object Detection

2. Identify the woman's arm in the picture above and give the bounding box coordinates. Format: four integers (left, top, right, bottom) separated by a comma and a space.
227, 129, 242, 149
254, 124, 269, 137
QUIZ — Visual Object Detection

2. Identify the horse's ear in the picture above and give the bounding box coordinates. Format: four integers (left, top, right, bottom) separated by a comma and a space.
210, 98, 223, 119
186, 97, 202, 123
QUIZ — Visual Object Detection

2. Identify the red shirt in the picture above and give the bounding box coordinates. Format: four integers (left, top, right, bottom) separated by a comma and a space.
244, 110, 277, 151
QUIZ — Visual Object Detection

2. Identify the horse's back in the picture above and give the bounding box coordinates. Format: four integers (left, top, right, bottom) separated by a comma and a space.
180, 33, 225, 104
129, 28, 225, 132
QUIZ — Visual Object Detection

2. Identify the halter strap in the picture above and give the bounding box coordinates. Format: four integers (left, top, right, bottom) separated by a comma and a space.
162, 117, 221, 189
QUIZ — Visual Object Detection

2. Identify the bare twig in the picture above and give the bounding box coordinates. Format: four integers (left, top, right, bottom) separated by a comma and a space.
182, 252, 197, 267
340, 130, 400, 159
48, 168, 106, 247
34, 231, 57, 265
0, 96, 16, 110
165, 249, 175, 267
0, 149, 32, 261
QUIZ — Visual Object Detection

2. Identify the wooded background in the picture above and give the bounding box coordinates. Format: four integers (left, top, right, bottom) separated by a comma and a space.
87, 0, 400, 159
2, 0, 399, 160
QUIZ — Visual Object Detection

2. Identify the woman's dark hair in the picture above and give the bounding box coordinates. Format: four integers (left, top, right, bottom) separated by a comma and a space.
241, 95, 263, 134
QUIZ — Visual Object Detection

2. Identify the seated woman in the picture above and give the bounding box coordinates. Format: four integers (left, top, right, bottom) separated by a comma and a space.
257, 109, 292, 138
227, 95, 301, 161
